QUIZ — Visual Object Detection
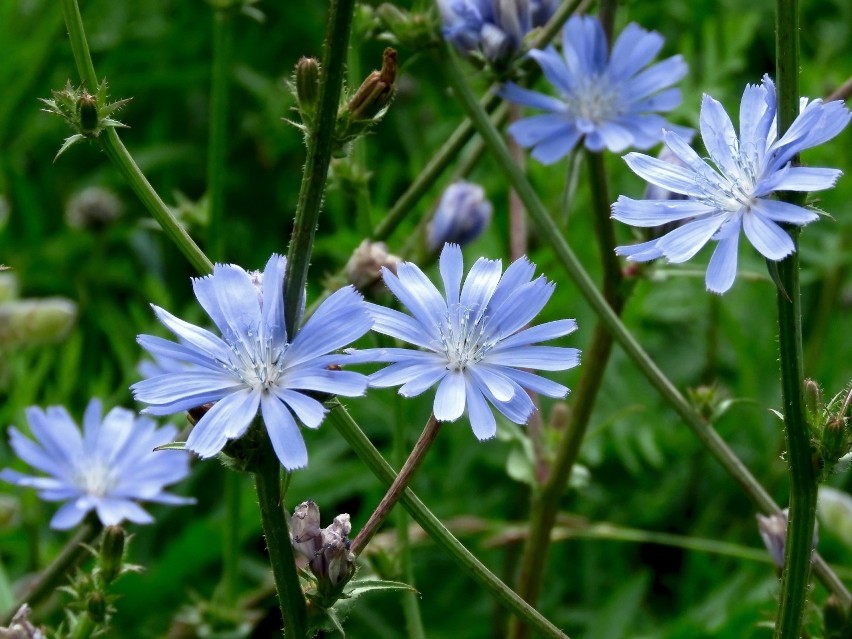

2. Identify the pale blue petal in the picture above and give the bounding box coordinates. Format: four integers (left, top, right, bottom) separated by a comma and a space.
365, 304, 433, 348
705, 231, 740, 294
662, 130, 732, 193
26, 407, 83, 468
261, 393, 308, 470
528, 47, 573, 95
751, 199, 819, 225
433, 371, 467, 421
192, 264, 261, 348
186, 388, 260, 458
498, 367, 570, 398
288, 286, 371, 366
282, 369, 369, 396
596, 120, 636, 153
486, 382, 535, 424
486, 345, 580, 370
615, 238, 664, 262
439, 243, 464, 308
460, 257, 502, 316
82, 399, 101, 450
608, 23, 664, 80
50, 501, 90, 530
738, 81, 773, 165
630, 88, 682, 113
96, 498, 153, 526
137, 334, 221, 371
759, 167, 842, 193
382, 265, 445, 340
493, 319, 578, 350
398, 366, 449, 398
622, 152, 701, 196
530, 128, 583, 164
6, 428, 70, 478
612, 196, 716, 226
742, 213, 794, 260
132, 372, 244, 414
699, 95, 740, 177
273, 389, 327, 429
487, 256, 536, 312
261, 254, 288, 345
653, 214, 727, 263
508, 115, 573, 146
487, 278, 554, 338
151, 305, 232, 362
500, 82, 567, 112
369, 360, 443, 387
465, 377, 496, 440
468, 365, 515, 402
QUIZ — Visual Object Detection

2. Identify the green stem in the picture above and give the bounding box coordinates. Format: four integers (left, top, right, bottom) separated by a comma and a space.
207, 8, 232, 261
1, 520, 102, 625
70, 612, 97, 639
509, 151, 624, 639
284, 0, 356, 332
61, 0, 213, 275
327, 403, 570, 639
352, 415, 441, 555
393, 400, 426, 639
253, 439, 307, 638
440, 44, 850, 606
217, 470, 241, 606
773, 1, 819, 636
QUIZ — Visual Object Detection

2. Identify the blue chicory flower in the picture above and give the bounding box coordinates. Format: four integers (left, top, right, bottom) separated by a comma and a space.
0, 399, 193, 530
612, 75, 851, 294
438, 0, 556, 63
351, 243, 580, 439
501, 15, 689, 163
131, 254, 373, 470
427, 180, 493, 251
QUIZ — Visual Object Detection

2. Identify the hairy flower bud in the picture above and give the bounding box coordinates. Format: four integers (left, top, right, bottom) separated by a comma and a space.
77, 91, 99, 135
99, 525, 126, 584
295, 57, 321, 122
0, 298, 77, 347
345, 240, 401, 294
427, 180, 493, 251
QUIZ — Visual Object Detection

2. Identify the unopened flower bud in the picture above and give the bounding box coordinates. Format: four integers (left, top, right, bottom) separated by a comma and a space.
427, 180, 493, 252
345, 240, 401, 294
0, 298, 77, 347
804, 379, 823, 422
66, 187, 124, 230
87, 592, 107, 621
756, 509, 818, 569
348, 48, 397, 122
290, 500, 322, 559
99, 525, 126, 583
0, 605, 46, 639
295, 57, 321, 120
289, 502, 356, 595
77, 91, 99, 135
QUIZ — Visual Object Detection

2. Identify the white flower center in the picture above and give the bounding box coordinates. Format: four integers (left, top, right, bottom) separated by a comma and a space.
226, 326, 288, 391
566, 74, 622, 123
438, 306, 496, 371
75, 459, 117, 498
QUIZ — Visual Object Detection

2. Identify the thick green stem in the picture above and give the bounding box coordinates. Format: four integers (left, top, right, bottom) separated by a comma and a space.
254, 442, 307, 638
1, 520, 102, 625
772, 1, 820, 636
327, 404, 570, 639
207, 8, 232, 261
392, 401, 427, 639
440, 44, 850, 606
61, 0, 213, 275
509, 151, 624, 639
284, 0, 356, 332
352, 415, 441, 555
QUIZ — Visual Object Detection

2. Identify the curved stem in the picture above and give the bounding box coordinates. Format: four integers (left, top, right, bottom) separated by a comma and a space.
441, 43, 850, 607
284, 0, 356, 333
1, 520, 102, 625
773, 1, 820, 636
61, 0, 213, 275
509, 151, 624, 639
327, 404, 570, 639
351, 415, 441, 555
207, 8, 232, 262
254, 440, 307, 638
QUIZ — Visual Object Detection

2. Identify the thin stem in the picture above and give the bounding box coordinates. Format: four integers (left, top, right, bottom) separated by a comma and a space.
393, 400, 427, 639
253, 439, 307, 638
440, 44, 851, 606
207, 8, 232, 261
284, 0, 356, 332
351, 415, 441, 555
1, 520, 102, 625
510, 151, 624, 639
327, 403, 570, 639
216, 470, 241, 606
61, 0, 213, 275
773, 1, 820, 636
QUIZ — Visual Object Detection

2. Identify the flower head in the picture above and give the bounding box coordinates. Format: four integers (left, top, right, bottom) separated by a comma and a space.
438, 0, 556, 64
131, 254, 373, 470
353, 243, 579, 439
501, 15, 689, 163
427, 180, 493, 251
0, 399, 193, 530
290, 501, 355, 591
612, 76, 851, 294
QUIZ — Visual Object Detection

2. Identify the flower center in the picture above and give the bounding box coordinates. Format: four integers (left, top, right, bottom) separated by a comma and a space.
566, 74, 622, 123
76, 460, 117, 498
226, 326, 288, 391
438, 305, 495, 371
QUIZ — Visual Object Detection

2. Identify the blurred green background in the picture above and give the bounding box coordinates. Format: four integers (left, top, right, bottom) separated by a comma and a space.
0, 0, 851, 637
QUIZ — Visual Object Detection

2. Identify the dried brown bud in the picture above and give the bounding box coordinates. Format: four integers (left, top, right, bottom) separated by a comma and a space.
347, 48, 397, 122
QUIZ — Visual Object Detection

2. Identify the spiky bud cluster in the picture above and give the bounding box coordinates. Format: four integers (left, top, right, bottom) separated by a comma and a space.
805, 380, 852, 481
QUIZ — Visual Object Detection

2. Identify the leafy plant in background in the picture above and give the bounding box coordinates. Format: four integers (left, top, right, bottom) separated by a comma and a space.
0, 0, 850, 638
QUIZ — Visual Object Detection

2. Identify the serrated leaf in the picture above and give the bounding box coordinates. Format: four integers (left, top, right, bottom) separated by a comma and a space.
54, 134, 84, 161
343, 577, 417, 598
